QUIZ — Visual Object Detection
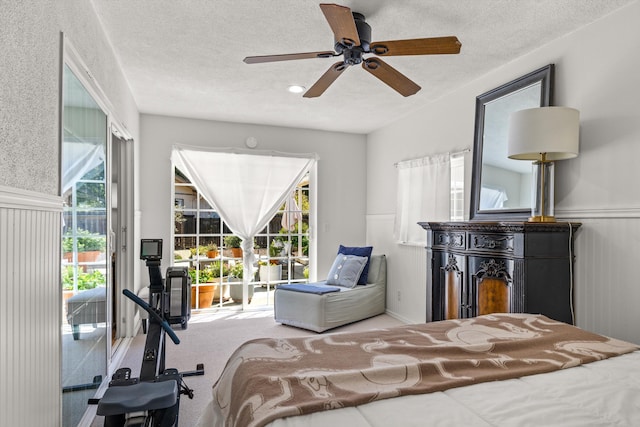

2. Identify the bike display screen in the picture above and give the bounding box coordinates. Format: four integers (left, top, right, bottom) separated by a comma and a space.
140, 239, 162, 260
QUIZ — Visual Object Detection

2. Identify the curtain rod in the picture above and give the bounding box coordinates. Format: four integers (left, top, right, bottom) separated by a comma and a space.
394, 147, 471, 167
172, 144, 320, 161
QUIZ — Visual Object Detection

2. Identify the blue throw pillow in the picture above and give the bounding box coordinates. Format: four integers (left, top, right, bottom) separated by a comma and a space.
326, 255, 368, 288
338, 245, 373, 285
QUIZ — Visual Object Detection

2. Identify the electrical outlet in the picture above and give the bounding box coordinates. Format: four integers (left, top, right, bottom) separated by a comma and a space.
397, 290, 401, 302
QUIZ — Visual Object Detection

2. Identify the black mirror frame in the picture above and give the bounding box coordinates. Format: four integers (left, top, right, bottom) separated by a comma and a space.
469, 64, 555, 221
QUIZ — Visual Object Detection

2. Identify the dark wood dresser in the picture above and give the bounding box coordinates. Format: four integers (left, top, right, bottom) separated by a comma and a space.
419, 221, 580, 324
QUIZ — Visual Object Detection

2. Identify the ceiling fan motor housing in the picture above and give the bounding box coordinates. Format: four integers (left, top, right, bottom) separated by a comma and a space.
334, 12, 371, 65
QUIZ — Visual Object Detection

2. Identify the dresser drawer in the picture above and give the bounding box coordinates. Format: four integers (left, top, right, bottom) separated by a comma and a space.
433, 231, 465, 250
469, 232, 515, 254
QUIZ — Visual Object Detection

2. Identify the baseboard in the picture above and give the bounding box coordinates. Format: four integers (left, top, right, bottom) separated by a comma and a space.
384, 309, 414, 325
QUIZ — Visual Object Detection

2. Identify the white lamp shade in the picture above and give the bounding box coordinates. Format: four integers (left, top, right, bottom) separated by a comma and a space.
507, 107, 580, 161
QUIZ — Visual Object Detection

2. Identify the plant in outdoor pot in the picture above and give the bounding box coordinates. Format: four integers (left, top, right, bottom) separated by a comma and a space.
207, 260, 230, 280
62, 229, 106, 263
229, 262, 254, 304
268, 240, 283, 265
205, 243, 219, 259
224, 235, 243, 258
190, 282, 213, 310
260, 243, 282, 285
194, 260, 232, 308
230, 262, 244, 279
188, 268, 198, 283
189, 245, 208, 258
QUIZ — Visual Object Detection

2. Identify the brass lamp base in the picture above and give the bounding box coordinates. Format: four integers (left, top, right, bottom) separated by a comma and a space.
528, 215, 556, 223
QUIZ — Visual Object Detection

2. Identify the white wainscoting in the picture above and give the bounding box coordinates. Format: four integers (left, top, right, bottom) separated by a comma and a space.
568, 215, 640, 344
0, 186, 62, 426
367, 211, 640, 345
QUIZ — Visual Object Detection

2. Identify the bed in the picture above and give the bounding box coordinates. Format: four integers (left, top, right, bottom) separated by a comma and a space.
197, 313, 640, 427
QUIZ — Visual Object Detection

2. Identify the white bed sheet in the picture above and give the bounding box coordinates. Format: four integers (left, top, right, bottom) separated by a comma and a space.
198, 351, 640, 427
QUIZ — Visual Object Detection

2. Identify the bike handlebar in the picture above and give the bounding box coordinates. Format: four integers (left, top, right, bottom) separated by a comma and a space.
122, 289, 180, 345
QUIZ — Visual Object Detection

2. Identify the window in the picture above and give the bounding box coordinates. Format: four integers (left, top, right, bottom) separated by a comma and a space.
394, 152, 466, 245
173, 168, 310, 310
450, 154, 465, 221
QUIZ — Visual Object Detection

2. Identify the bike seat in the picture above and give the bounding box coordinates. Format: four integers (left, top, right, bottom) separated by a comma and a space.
97, 380, 178, 416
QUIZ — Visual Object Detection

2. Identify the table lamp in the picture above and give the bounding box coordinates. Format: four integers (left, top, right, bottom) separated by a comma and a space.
507, 106, 580, 222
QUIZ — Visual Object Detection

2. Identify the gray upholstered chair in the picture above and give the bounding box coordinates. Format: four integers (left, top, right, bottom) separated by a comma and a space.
274, 254, 386, 332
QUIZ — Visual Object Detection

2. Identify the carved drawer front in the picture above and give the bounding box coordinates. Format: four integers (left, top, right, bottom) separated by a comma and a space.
433, 231, 465, 249
469, 233, 514, 253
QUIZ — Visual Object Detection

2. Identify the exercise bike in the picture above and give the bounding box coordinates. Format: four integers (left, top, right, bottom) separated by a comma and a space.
95, 239, 204, 427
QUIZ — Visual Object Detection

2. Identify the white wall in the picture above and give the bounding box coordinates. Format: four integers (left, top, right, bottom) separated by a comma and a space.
0, 1, 139, 194
366, 1, 640, 344
139, 114, 367, 285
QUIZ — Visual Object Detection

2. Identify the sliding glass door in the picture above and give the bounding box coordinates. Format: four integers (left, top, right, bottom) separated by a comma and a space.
61, 63, 109, 427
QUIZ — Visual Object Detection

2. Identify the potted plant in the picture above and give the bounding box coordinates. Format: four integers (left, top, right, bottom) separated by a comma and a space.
258, 243, 282, 286
229, 262, 244, 279
224, 235, 243, 258
259, 260, 282, 285
189, 245, 208, 258
268, 239, 283, 264
62, 229, 106, 263
228, 262, 253, 304
190, 260, 230, 308
205, 243, 219, 259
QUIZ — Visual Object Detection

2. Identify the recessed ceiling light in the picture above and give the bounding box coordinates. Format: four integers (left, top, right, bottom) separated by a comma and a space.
288, 85, 306, 94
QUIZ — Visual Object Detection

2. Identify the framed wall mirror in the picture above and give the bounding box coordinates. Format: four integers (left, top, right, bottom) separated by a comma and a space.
469, 64, 554, 220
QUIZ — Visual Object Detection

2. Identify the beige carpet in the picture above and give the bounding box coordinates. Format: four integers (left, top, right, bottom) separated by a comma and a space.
91, 310, 404, 426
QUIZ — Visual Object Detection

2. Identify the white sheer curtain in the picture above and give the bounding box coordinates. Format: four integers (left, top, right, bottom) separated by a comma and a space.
172, 145, 318, 308
61, 141, 105, 194
394, 153, 451, 245
480, 186, 508, 209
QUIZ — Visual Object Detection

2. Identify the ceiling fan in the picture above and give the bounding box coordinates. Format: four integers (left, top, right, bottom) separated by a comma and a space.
243, 3, 461, 98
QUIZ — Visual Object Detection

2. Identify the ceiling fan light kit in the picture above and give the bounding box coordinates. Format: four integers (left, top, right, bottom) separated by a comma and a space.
243, 3, 461, 98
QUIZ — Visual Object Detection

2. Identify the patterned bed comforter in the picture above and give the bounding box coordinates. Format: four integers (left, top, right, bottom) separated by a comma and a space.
211, 313, 638, 427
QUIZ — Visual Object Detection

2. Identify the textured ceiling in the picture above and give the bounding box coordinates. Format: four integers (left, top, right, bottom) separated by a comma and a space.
90, 0, 633, 134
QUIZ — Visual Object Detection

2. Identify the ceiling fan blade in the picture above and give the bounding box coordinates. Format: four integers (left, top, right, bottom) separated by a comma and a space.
362, 58, 420, 97
370, 36, 462, 56
303, 61, 348, 98
244, 51, 336, 64
320, 3, 360, 47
